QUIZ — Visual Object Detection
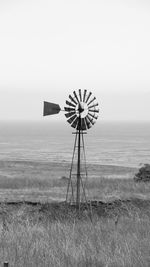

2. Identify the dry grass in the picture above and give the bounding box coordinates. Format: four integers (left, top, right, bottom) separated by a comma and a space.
0, 177, 149, 204
87, 178, 150, 201
0, 204, 150, 267
0, 176, 149, 204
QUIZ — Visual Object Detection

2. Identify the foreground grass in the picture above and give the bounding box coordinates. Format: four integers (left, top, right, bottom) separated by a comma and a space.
0, 203, 150, 267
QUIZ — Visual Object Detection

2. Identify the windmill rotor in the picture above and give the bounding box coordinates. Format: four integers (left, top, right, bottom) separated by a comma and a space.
64, 89, 99, 130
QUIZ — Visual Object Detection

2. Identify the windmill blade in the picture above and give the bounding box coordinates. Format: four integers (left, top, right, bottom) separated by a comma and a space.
67, 114, 77, 124
69, 95, 78, 105
71, 117, 79, 128
88, 108, 99, 113
73, 91, 79, 103
83, 89, 87, 102
88, 103, 99, 109
86, 92, 92, 103
87, 114, 95, 125
43, 101, 61, 116
66, 100, 76, 108
64, 107, 75, 112
79, 89, 82, 102
81, 118, 87, 130
85, 117, 92, 129
87, 97, 96, 106
65, 111, 76, 118
88, 112, 98, 120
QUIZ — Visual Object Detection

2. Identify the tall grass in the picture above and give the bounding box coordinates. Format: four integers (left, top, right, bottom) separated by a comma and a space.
0, 176, 150, 194
0, 206, 150, 267
87, 178, 150, 201
0, 176, 149, 203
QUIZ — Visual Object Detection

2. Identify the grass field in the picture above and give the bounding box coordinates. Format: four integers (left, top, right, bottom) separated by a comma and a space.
0, 160, 150, 266
0, 160, 139, 202
0, 200, 150, 267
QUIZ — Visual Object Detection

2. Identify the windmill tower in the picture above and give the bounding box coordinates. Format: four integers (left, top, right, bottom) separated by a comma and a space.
43, 89, 99, 208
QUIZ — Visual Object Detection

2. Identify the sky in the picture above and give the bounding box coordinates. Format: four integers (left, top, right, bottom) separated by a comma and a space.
0, 0, 150, 121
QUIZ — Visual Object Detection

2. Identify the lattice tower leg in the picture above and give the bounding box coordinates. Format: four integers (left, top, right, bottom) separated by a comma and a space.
65, 130, 88, 209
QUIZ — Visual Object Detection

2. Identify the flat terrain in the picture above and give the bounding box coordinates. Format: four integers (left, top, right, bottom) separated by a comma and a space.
0, 160, 138, 202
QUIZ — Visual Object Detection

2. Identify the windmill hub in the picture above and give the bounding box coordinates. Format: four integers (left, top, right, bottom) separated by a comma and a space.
76, 102, 88, 118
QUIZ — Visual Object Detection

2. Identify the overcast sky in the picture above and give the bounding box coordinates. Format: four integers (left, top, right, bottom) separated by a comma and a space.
0, 0, 150, 121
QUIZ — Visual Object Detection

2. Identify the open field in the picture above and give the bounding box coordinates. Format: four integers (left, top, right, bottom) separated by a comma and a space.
0, 160, 148, 203
0, 160, 136, 181
0, 160, 150, 266
0, 177, 150, 203
0, 160, 139, 202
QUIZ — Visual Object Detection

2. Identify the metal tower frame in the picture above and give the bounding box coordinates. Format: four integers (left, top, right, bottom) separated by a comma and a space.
66, 115, 88, 208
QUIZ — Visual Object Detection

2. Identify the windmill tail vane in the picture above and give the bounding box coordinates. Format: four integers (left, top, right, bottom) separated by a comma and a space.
43, 101, 61, 116
43, 89, 99, 209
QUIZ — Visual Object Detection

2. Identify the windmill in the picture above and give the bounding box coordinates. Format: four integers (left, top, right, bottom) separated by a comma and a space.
43, 89, 99, 209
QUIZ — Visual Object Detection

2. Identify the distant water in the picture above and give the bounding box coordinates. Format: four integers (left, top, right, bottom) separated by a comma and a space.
0, 121, 150, 168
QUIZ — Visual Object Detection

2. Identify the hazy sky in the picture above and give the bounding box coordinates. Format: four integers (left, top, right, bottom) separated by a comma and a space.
0, 0, 150, 121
